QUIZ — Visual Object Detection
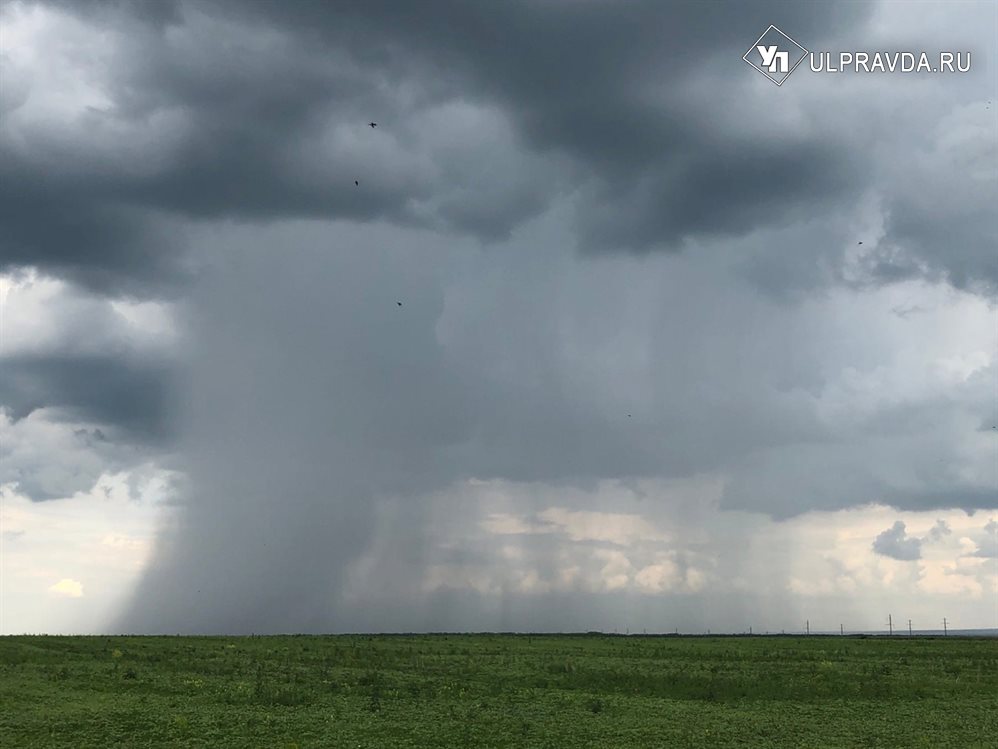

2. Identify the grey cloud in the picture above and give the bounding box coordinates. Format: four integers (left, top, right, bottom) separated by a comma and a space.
1, 0, 556, 291
869, 518, 963, 562
42, 0, 184, 27
874, 100, 998, 297
969, 519, 998, 558
8, 0, 995, 301
0, 272, 179, 500
0, 354, 176, 445
872, 521, 921, 561
281, 1, 872, 252
119, 214, 995, 632
925, 519, 952, 543
196, 0, 874, 255
2, 0, 877, 294
0, 172, 190, 296
5, 0, 994, 633
0, 406, 168, 501
882, 486, 998, 515
576, 139, 864, 253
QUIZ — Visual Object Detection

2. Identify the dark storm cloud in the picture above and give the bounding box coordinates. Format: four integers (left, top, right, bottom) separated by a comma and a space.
6, 0, 994, 633
575, 140, 862, 252
0, 170, 187, 296
6, 0, 995, 298
2, 0, 877, 294
41, 0, 183, 26
878, 199, 998, 296
0, 269, 179, 500
220, 0, 873, 250
861, 90, 998, 298
116, 213, 994, 632
0, 353, 175, 444
884, 486, 998, 514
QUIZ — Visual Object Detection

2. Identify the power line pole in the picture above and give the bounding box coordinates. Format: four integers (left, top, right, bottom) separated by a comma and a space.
806, 619, 810, 636
943, 617, 947, 636
908, 619, 912, 637
840, 623, 844, 636
888, 614, 893, 636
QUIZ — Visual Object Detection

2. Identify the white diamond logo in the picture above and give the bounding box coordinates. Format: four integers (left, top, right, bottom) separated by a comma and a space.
743, 25, 809, 86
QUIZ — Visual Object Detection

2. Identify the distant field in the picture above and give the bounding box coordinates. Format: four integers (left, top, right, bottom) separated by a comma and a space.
1, 634, 996, 747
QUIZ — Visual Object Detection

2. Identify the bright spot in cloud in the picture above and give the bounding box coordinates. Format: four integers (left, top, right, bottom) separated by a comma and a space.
48, 578, 83, 598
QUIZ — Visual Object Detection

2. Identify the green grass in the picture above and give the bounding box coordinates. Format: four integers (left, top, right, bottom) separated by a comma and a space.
1, 634, 995, 747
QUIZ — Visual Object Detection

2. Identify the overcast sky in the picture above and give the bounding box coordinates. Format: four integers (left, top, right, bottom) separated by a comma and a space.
1, 0, 996, 635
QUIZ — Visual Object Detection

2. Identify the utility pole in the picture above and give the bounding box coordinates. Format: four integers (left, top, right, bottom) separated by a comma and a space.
943, 617, 947, 636
749, 626, 752, 636
888, 614, 893, 636
840, 623, 844, 636
908, 619, 912, 637
806, 620, 810, 636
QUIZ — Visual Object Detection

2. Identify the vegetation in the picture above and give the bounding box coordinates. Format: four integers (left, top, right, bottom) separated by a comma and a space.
1, 634, 995, 747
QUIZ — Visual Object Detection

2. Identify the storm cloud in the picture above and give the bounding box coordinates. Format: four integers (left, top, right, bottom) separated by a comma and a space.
1, 0, 995, 634
0, 1, 872, 287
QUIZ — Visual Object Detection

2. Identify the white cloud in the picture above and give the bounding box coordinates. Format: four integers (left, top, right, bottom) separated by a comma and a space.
373, 479, 998, 630
482, 506, 669, 546
0, 408, 163, 501
634, 559, 681, 593
1, 469, 176, 633
0, 270, 178, 357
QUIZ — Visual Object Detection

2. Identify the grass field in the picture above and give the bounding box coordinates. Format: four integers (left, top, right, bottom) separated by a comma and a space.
1, 634, 996, 747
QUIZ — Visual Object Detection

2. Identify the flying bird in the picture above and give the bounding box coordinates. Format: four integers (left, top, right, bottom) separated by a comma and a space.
858, 241, 863, 245
368, 122, 377, 128
397, 301, 403, 307
355, 180, 359, 186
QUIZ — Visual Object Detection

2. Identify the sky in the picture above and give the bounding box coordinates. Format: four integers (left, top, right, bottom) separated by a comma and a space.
1, 0, 996, 635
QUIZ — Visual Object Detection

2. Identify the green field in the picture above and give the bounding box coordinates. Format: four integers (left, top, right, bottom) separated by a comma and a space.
1, 634, 995, 747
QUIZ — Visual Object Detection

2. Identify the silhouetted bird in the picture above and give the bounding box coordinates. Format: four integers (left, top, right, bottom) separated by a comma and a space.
397, 301, 402, 307
355, 180, 359, 186
858, 241, 863, 245
369, 122, 377, 128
